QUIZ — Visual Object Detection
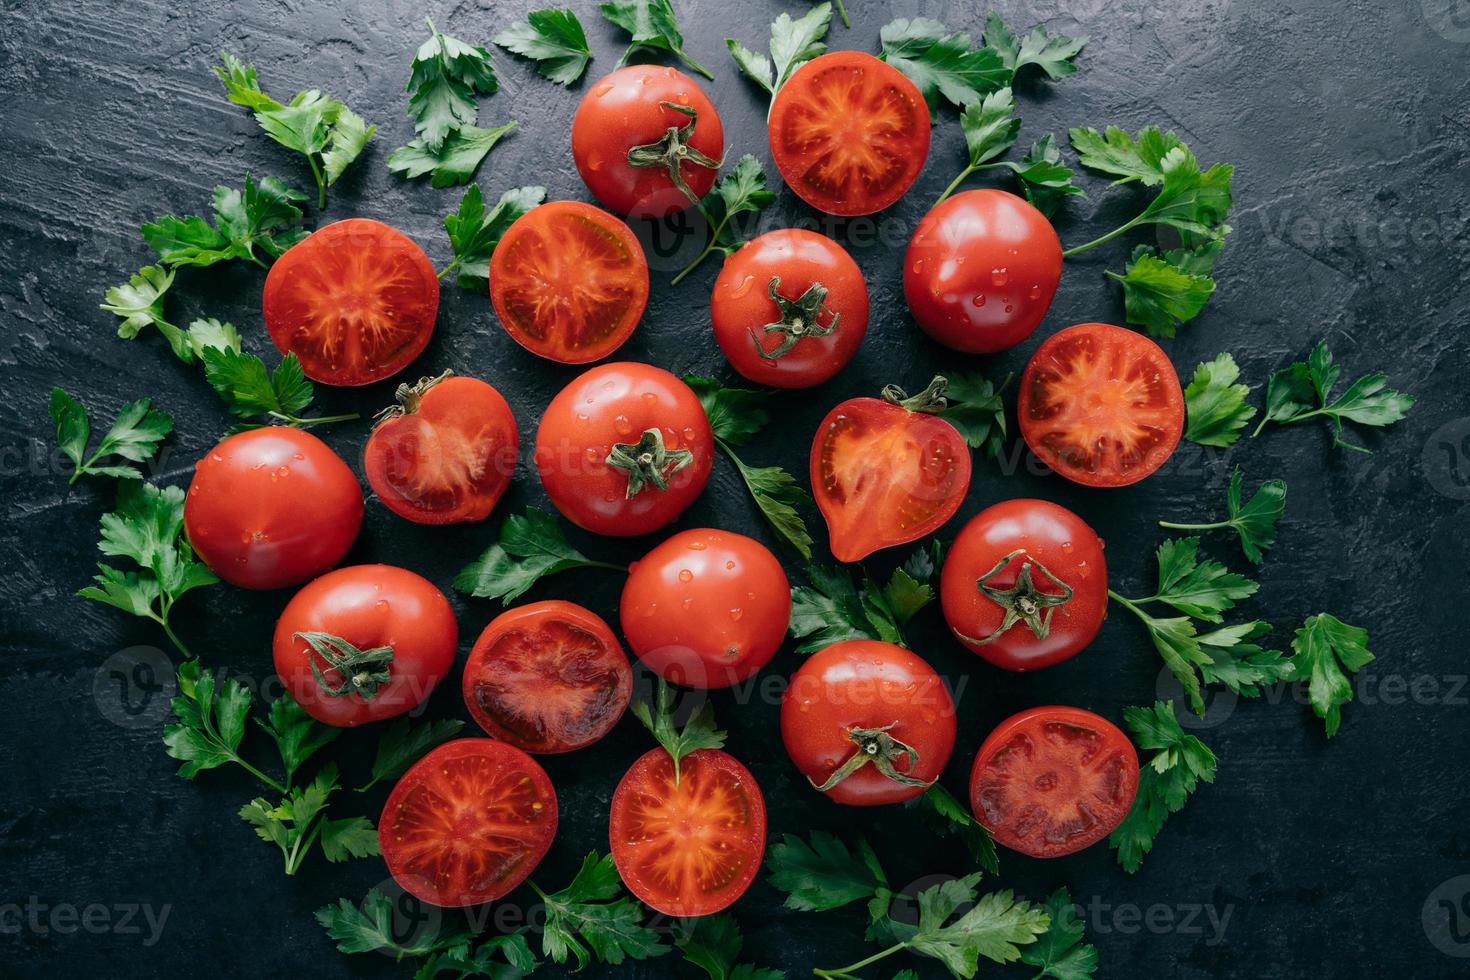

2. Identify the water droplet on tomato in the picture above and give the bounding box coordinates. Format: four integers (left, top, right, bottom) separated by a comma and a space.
725, 560, 736, 570
575, 412, 589, 425
1027, 284, 1042, 300
991, 268, 1009, 286
275, 466, 290, 478
375, 599, 390, 612
729, 607, 743, 621
727, 274, 755, 299
593, 81, 613, 97
1061, 540, 1074, 553
1003, 304, 1013, 313
971, 293, 987, 308
688, 540, 707, 550
682, 597, 694, 610
1076, 560, 1091, 579
641, 392, 658, 405
614, 414, 633, 435
678, 568, 693, 582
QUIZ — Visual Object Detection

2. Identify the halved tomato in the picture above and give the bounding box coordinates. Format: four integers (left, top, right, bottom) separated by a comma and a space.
363, 373, 518, 525
1018, 322, 1185, 487
462, 600, 632, 753
811, 379, 972, 562
490, 200, 649, 363
969, 706, 1139, 859
768, 51, 931, 216
609, 747, 766, 917
379, 738, 558, 907
262, 218, 439, 386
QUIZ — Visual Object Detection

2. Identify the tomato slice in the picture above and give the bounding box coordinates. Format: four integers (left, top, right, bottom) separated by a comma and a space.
969, 706, 1139, 859
490, 201, 650, 363
812, 394, 972, 562
262, 218, 439, 386
609, 748, 766, 917
1018, 322, 1185, 487
462, 601, 632, 753
379, 738, 558, 907
769, 52, 930, 216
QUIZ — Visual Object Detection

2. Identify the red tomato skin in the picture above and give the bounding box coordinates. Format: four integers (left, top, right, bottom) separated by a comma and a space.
609, 747, 767, 917
380, 738, 558, 907
941, 500, 1108, 671
462, 600, 632, 753
969, 706, 1139, 859
572, 65, 724, 218
904, 189, 1063, 353
620, 529, 791, 689
490, 200, 650, 364
272, 565, 458, 727
184, 427, 364, 590
781, 640, 956, 806
534, 363, 713, 537
262, 218, 439, 386
810, 397, 973, 563
769, 51, 931, 216
712, 229, 869, 388
363, 376, 518, 525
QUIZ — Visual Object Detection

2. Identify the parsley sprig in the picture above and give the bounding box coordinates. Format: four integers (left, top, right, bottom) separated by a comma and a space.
142, 175, 308, 269
1021, 888, 1099, 980
1160, 469, 1286, 564
356, 716, 466, 792
1109, 701, 1217, 873
441, 183, 546, 288
675, 913, 783, 980
495, 8, 594, 85
601, 0, 713, 80
726, 4, 833, 114
164, 659, 288, 792
631, 677, 727, 784
938, 371, 1011, 458
903, 784, 999, 874
452, 507, 627, 604
50, 388, 172, 485
1183, 352, 1256, 447
194, 325, 357, 429
1252, 339, 1415, 451
529, 852, 671, 968
936, 88, 1083, 212
789, 541, 943, 651
240, 762, 379, 875
671, 155, 775, 284
1287, 613, 1374, 737
317, 887, 538, 973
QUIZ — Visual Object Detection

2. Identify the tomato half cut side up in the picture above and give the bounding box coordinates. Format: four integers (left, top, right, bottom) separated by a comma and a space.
379, 738, 558, 907
609, 747, 767, 917
769, 51, 931, 216
969, 706, 1139, 859
490, 200, 650, 363
1018, 322, 1185, 487
262, 218, 439, 386
462, 600, 632, 753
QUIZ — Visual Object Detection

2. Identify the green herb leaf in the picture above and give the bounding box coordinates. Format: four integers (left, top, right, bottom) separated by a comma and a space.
1068, 125, 1187, 186
50, 388, 173, 484
359, 716, 466, 791
1150, 536, 1258, 621
1196, 620, 1292, 696
1019, 887, 1098, 980
883, 875, 1050, 977
163, 659, 257, 780
674, 155, 776, 284
1288, 613, 1374, 737
215, 51, 283, 111
904, 784, 999, 873
877, 17, 1008, 114
443, 183, 547, 289
684, 374, 769, 445
388, 120, 518, 188
940, 371, 1009, 458
1110, 701, 1217, 872
452, 507, 622, 604
241, 763, 372, 874
726, 3, 832, 101
676, 913, 782, 980
1254, 340, 1415, 451
320, 106, 376, 184
601, 0, 713, 79
101, 265, 190, 362
958, 87, 1020, 166
256, 692, 339, 789
630, 677, 726, 782
201, 347, 314, 420
789, 550, 939, 652
766, 831, 890, 913
404, 18, 499, 153
320, 815, 380, 863
1132, 147, 1233, 241
494, 8, 593, 85
316, 888, 482, 959
1107, 244, 1216, 338
983, 14, 1087, 82
1161, 469, 1285, 564
186, 318, 243, 359
143, 175, 308, 268
1183, 352, 1255, 447
534, 852, 671, 968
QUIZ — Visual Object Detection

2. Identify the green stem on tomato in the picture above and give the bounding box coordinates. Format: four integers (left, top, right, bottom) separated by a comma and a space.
813, 942, 907, 978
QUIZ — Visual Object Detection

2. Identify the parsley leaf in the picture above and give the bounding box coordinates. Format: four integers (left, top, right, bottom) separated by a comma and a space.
673, 154, 775, 284
388, 120, 518, 188
241, 763, 377, 875
939, 371, 1009, 458
452, 507, 625, 604
530, 852, 670, 968
1110, 701, 1217, 873
1252, 339, 1415, 451
101, 265, 192, 362
601, 0, 713, 80
1069, 125, 1187, 186
935, 89, 1082, 214
143, 175, 308, 268
726, 3, 832, 104
631, 677, 727, 783
317, 888, 484, 959
1160, 468, 1286, 564
442, 183, 546, 289
1287, 613, 1374, 737
676, 913, 783, 980
403, 18, 498, 154
904, 784, 999, 873
256, 693, 339, 790
163, 659, 277, 787
1020, 887, 1098, 980
49, 388, 173, 485
494, 8, 593, 85
358, 716, 466, 791
1183, 352, 1255, 447
789, 545, 940, 651
766, 831, 891, 914
983, 14, 1087, 82
877, 17, 1008, 114
1107, 243, 1216, 338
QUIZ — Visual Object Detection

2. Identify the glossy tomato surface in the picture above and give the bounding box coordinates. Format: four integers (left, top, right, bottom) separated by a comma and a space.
462, 600, 631, 753
534, 363, 713, 536
262, 218, 439, 386
905, 189, 1063, 353
811, 393, 971, 562
572, 65, 724, 218
364, 374, 518, 525
1018, 322, 1185, 487
712, 229, 869, 388
609, 747, 766, 917
490, 200, 650, 363
941, 500, 1108, 671
380, 738, 558, 907
184, 427, 363, 590
969, 706, 1139, 859
769, 52, 930, 216
620, 529, 790, 689
781, 640, 955, 806
273, 565, 457, 726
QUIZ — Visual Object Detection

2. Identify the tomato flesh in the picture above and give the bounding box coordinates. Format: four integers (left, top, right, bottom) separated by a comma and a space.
463, 601, 631, 754
262, 218, 439, 386
1018, 322, 1184, 487
491, 201, 649, 363
969, 706, 1139, 858
609, 748, 766, 917
380, 739, 557, 907
770, 52, 930, 216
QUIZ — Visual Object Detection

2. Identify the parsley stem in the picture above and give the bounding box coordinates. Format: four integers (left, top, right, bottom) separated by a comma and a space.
934, 166, 976, 206
813, 942, 906, 977
1158, 519, 1230, 531
238, 756, 287, 795
580, 559, 631, 573
436, 257, 459, 281
270, 410, 360, 428
159, 618, 195, 661
1061, 215, 1142, 258
671, 213, 732, 286
307, 156, 327, 209
1107, 589, 1150, 618
676, 49, 714, 81
833, 0, 850, 28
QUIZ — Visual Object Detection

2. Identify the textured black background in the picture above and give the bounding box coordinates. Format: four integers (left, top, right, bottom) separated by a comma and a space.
4, 0, 1470, 977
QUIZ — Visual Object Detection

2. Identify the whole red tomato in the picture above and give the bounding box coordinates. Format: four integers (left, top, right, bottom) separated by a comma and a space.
904, 189, 1062, 353
811, 379, 972, 562
712, 229, 869, 388
262, 218, 439, 385
363, 373, 518, 525
620, 528, 790, 689
534, 363, 713, 537
184, 427, 363, 590
572, 65, 724, 218
941, 500, 1108, 671
272, 564, 457, 727
782, 640, 956, 806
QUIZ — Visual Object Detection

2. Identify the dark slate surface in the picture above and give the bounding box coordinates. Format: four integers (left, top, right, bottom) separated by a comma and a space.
3, 0, 1469, 977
